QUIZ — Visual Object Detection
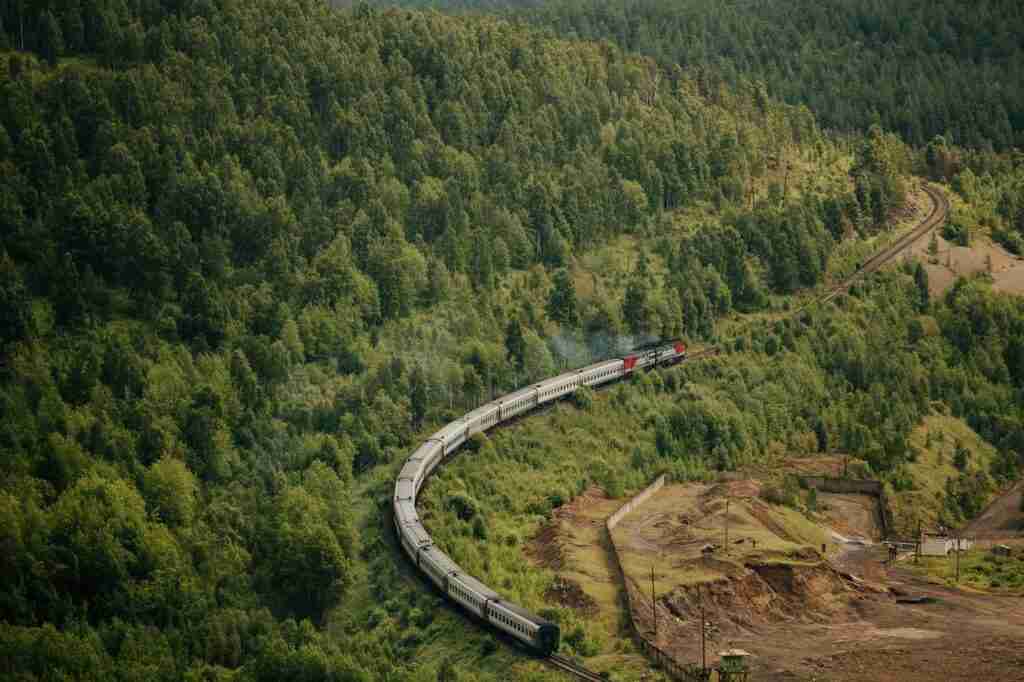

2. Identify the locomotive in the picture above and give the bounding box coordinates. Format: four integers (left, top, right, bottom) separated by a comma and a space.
393, 340, 687, 655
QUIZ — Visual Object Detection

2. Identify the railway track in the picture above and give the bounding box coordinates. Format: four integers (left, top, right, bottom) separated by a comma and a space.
547, 654, 607, 681
396, 185, 947, 682
806, 184, 949, 311
536, 186, 948, 682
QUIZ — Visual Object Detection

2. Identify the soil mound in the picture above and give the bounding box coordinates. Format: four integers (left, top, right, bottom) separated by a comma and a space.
527, 520, 565, 570
545, 576, 598, 615
707, 479, 762, 500
663, 562, 860, 629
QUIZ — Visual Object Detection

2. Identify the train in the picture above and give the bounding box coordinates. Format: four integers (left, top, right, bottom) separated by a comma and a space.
392, 340, 687, 655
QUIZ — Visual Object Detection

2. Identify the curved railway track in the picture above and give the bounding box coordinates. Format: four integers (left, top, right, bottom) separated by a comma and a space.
389, 183, 942, 675
800, 184, 949, 313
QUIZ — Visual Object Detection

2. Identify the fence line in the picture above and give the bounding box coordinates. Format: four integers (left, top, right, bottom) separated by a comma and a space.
606, 476, 710, 682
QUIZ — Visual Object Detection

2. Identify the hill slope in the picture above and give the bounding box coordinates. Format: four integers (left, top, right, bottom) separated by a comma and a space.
355, 0, 1024, 149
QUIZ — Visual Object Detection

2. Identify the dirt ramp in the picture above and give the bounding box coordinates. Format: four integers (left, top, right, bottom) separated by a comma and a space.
963, 481, 1024, 539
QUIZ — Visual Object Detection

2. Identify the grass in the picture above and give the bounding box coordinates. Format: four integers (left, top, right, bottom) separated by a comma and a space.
906, 548, 1024, 592
888, 414, 999, 535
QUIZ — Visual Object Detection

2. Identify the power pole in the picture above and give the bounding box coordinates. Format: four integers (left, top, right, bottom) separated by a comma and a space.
955, 534, 961, 583
650, 565, 657, 641
724, 497, 730, 554
700, 583, 707, 674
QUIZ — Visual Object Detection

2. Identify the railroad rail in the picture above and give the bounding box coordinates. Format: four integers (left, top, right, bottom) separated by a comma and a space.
393, 183, 948, 682
537, 184, 948, 681
547, 654, 607, 681
813, 184, 949, 308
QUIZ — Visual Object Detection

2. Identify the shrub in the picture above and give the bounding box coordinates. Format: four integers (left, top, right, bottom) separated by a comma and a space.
573, 387, 594, 410
472, 516, 488, 540
446, 493, 479, 521
466, 432, 487, 452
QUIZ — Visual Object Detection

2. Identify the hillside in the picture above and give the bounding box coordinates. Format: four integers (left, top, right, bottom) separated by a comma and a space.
355, 0, 1024, 150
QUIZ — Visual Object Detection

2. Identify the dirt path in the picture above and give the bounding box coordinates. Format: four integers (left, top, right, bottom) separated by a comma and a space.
963, 480, 1024, 539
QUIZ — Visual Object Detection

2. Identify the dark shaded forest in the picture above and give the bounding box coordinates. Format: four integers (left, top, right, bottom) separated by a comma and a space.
356, 0, 1024, 150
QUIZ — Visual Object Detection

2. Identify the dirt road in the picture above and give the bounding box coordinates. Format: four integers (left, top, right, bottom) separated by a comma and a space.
963, 480, 1024, 539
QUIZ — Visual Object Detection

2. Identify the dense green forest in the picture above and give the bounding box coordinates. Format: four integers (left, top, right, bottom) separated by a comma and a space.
1, 0, 1022, 680
355, 0, 1024, 150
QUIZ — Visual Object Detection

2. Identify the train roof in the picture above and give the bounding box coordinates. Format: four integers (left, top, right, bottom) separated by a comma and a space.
395, 478, 416, 500
394, 499, 418, 524
539, 369, 583, 387
629, 338, 681, 352
450, 571, 499, 600
581, 358, 623, 371
399, 458, 426, 481
420, 545, 460, 574
431, 419, 467, 442
463, 401, 500, 421
498, 385, 537, 403
403, 521, 432, 548
410, 440, 443, 458
493, 599, 553, 627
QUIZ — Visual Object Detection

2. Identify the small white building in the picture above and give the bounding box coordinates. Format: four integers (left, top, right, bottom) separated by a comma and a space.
921, 536, 952, 556
921, 535, 973, 557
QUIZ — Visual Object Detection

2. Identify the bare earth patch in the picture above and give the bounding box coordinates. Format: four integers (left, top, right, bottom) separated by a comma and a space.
544, 576, 598, 616
905, 219, 1024, 297
963, 480, 1024, 539
605, 481, 1024, 682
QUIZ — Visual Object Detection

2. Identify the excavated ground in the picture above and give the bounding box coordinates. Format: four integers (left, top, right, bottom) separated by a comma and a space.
604, 482, 1024, 681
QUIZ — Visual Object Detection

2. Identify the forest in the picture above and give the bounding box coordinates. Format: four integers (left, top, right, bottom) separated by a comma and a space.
357, 0, 1024, 150
1, 0, 1022, 680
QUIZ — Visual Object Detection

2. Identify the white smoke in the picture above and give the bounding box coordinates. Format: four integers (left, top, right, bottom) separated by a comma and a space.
547, 329, 662, 368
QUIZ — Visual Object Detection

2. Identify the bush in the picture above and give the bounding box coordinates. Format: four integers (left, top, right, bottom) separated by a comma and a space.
466, 432, 487, 453
572, 387, 594, 410
943, 219, 970, 246
761, 477, 802, 509
472, 516, 488, 540
806, 487, 818, 511
446, 493, 479, 521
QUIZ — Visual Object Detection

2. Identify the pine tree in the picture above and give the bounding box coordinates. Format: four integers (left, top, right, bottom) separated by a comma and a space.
546, 269, 578, 326
505, 316, 526, 371
40, 11, 64, 66
410, 367, 428, 427
913, 262, 930, 311
622, 279, 650, 336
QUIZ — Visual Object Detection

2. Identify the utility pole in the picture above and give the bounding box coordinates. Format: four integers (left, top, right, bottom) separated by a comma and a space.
724, 497, 730, 554
955, 534, 961, 583
650, 565, 657, 641
700, 583, 707, 674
